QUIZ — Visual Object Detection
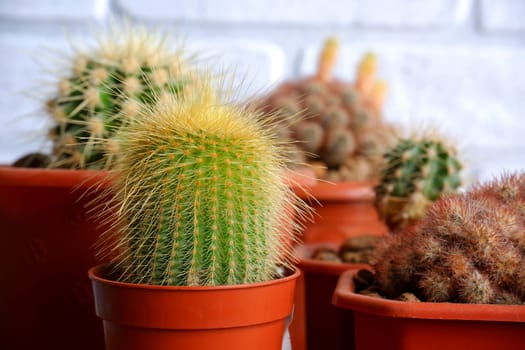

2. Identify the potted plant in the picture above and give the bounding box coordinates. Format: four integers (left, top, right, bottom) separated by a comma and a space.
256, 39, 393, 349
0, 24, 191, 349
290, 236, 380, 350
254, 40, 396, 348
288, 131, 464, 350
88, 74, 308, 349
333, 172, 525, 350
256, 37, 395, 245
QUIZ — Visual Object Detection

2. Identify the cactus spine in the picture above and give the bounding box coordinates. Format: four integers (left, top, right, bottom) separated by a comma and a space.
374, 135, 462, 231
47, 24, 189, 169
101, 79, 302, 286
373, 172, 525, 304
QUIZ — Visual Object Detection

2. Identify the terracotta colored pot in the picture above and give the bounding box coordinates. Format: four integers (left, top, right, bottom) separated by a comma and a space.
0, 166, 110, 349
0, 166, 309, 350
89, 264, 300, 350
288, 179, 387, 350
294, 181, 387, 244
289, 243, 373, 350
332, 269, 525, 350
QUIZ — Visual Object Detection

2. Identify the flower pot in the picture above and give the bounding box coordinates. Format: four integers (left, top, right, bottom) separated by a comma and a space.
332, 269, 525, 350
89, 264, 300, 350
0, 166, 110, 349
289, 243, 373, 350
294, 181, 387, 244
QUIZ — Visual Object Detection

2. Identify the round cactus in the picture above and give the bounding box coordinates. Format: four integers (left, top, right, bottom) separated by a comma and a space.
372, 172, 525, 304
46, 24, 190, 169
256, 37, 396, 182
98, 77, 304, 286
374, 135, 462, 231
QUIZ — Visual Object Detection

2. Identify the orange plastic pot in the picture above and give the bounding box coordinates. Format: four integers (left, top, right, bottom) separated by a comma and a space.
333, 269, 525, 350
0, 166, 111, 349
294, 181, 387, 244
89, 264, 300, 350
290, 243, 372, 350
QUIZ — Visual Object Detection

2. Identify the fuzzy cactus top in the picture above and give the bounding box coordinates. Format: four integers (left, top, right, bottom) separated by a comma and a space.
373, 172, 525, 304
256, 38, 396, 182
97, 78, 305, 286
46, 24, 189, 169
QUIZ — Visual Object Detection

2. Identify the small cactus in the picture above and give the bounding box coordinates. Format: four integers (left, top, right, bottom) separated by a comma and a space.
372, 172, 525, 304
374, 135, 462, 231
98, 77, 305, 286
47, 24, 190, 169
256, 37, 396, 182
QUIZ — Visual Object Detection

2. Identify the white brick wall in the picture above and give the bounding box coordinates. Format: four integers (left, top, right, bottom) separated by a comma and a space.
479, 0, 525, 32
200, 0, 356, 25
116, 0, 199, 21
1, 0, 524, 183
0, 0, 107, 21
352, 0, 468, 28
0, 32, 72, 161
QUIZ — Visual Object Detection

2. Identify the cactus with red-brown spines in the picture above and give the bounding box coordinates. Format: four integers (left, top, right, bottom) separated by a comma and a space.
372, 172, 525, 304
256, 37, 396, 181
372, 226, 419, 297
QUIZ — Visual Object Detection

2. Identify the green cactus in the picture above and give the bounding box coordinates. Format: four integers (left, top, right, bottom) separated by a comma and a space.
47, 25, 190, 169
99, 79, 304, 286
374, 136, 462, 231
372, 172, 525, 304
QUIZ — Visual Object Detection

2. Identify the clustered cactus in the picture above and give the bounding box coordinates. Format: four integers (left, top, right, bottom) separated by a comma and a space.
374, 135, 462, 231
257, 37, 396, 182
46, 25, 189, 169
371, 172, 525, 304
98, 77, 304, 286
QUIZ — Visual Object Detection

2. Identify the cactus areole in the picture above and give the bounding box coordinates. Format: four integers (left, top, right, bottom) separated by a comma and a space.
99, 86, 300, 287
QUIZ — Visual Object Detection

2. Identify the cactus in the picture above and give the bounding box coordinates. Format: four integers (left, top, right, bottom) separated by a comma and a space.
372, 172, 525, 304
374, 135, 462, 232
256, 37, 396, 182
47, 24, 190, 169
98, 77, 305, 286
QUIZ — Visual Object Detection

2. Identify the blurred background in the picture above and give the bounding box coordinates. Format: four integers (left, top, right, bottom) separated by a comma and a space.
0, 0, 524, 182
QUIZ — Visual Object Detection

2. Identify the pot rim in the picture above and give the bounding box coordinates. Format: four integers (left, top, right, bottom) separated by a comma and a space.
294, 180, 376, 202
89, 263, 300, 329
332, 269, 525, 322
0, 166, 110, 188
295, 243, 371, 275
88, 263, 300, 291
